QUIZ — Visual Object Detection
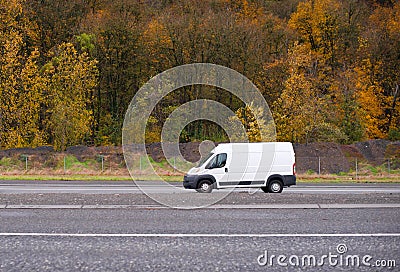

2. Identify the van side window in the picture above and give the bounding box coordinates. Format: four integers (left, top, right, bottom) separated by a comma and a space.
206, 153, 227, 169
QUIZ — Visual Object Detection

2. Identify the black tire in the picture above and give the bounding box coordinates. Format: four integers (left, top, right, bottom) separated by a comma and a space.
196, 180, 213, 193
261, 187, 269, 193
268, 180, 283, 193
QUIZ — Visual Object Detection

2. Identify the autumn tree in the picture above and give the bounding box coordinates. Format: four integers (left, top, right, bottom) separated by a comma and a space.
0, 0, 45, 148
1, 0, 398, 149
358, 1, 400, 138
43, 43, 98, 150
80, 0, 144, 145
352, 59, 386, 139
232, 103, 275, 142
23, 0, 94, 57
285, 0, 375, 143
139, 0, 292, 142
274, 43, 346, 143
288, 0, 346, 67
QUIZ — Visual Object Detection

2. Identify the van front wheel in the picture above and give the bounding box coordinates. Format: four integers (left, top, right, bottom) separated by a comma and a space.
196, 180, 213, 193
268, 180, 283, 193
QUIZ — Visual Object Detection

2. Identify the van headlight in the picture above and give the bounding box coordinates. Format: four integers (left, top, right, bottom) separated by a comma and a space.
191, 168, 200, 174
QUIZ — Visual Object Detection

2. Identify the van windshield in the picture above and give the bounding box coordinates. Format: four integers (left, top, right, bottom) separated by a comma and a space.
197, 152, 214, 167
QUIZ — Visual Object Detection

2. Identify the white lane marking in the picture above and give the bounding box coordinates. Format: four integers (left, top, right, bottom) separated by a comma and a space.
208, 204, 400, 209
4, 205, 83, 209
0, 233, 399, 237
1, 204, 400, 209
290, 188, 400, 191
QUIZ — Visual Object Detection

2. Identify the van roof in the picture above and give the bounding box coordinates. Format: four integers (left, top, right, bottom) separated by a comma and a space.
212, 142, 293, 153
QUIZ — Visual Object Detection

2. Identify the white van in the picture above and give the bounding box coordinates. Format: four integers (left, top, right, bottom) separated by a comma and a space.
183, 142, 296, 193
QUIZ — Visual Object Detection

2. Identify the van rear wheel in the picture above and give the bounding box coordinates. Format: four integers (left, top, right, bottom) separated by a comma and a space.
196, 180, 213, 193
268, 180, 283, 193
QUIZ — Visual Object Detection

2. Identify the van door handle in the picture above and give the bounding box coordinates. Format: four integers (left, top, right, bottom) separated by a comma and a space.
225, 168, 228, 172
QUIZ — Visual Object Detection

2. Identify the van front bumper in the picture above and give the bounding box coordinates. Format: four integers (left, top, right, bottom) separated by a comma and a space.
183, 175, 198, 189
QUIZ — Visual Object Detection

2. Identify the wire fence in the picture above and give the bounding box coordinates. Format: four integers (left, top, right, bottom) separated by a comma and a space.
295, 156, 400, 178
0, 153, 127, 175
0, 153, 399, 178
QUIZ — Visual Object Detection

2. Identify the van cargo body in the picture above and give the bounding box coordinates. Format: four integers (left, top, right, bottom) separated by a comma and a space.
183, 142, 296, 193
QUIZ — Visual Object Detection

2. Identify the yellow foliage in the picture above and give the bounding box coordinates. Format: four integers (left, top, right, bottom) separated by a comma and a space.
142, 19, 173, 50
354, 60, 386, 139
288, 0, 342, 62
231, 103, 274, 142
274, 43, 340, 143
387, 2, 400, 37
43, 43, 98, 151
0, 0, 44, 148
235, 0, 264, 25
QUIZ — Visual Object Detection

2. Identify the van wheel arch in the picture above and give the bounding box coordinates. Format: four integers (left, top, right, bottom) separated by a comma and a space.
264, 175, 284, 193
196, 179, 214, 193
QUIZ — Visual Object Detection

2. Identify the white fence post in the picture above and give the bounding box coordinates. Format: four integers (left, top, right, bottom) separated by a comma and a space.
318, 156, 321, 176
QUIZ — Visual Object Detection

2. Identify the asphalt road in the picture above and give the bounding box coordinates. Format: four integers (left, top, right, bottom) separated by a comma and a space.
1, 208, 399, 234
0, 209, 399, 271
0, 181, 399, 271
1, 235, 398, 271
1, 180, 400, 194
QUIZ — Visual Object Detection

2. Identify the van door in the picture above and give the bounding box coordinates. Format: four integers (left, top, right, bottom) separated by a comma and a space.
205, 153, 228, 187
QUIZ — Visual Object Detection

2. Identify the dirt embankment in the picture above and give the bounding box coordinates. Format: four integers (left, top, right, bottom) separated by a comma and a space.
174, 140, 399, 173
0, 140, 399, 174
294, 140, 399, 173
